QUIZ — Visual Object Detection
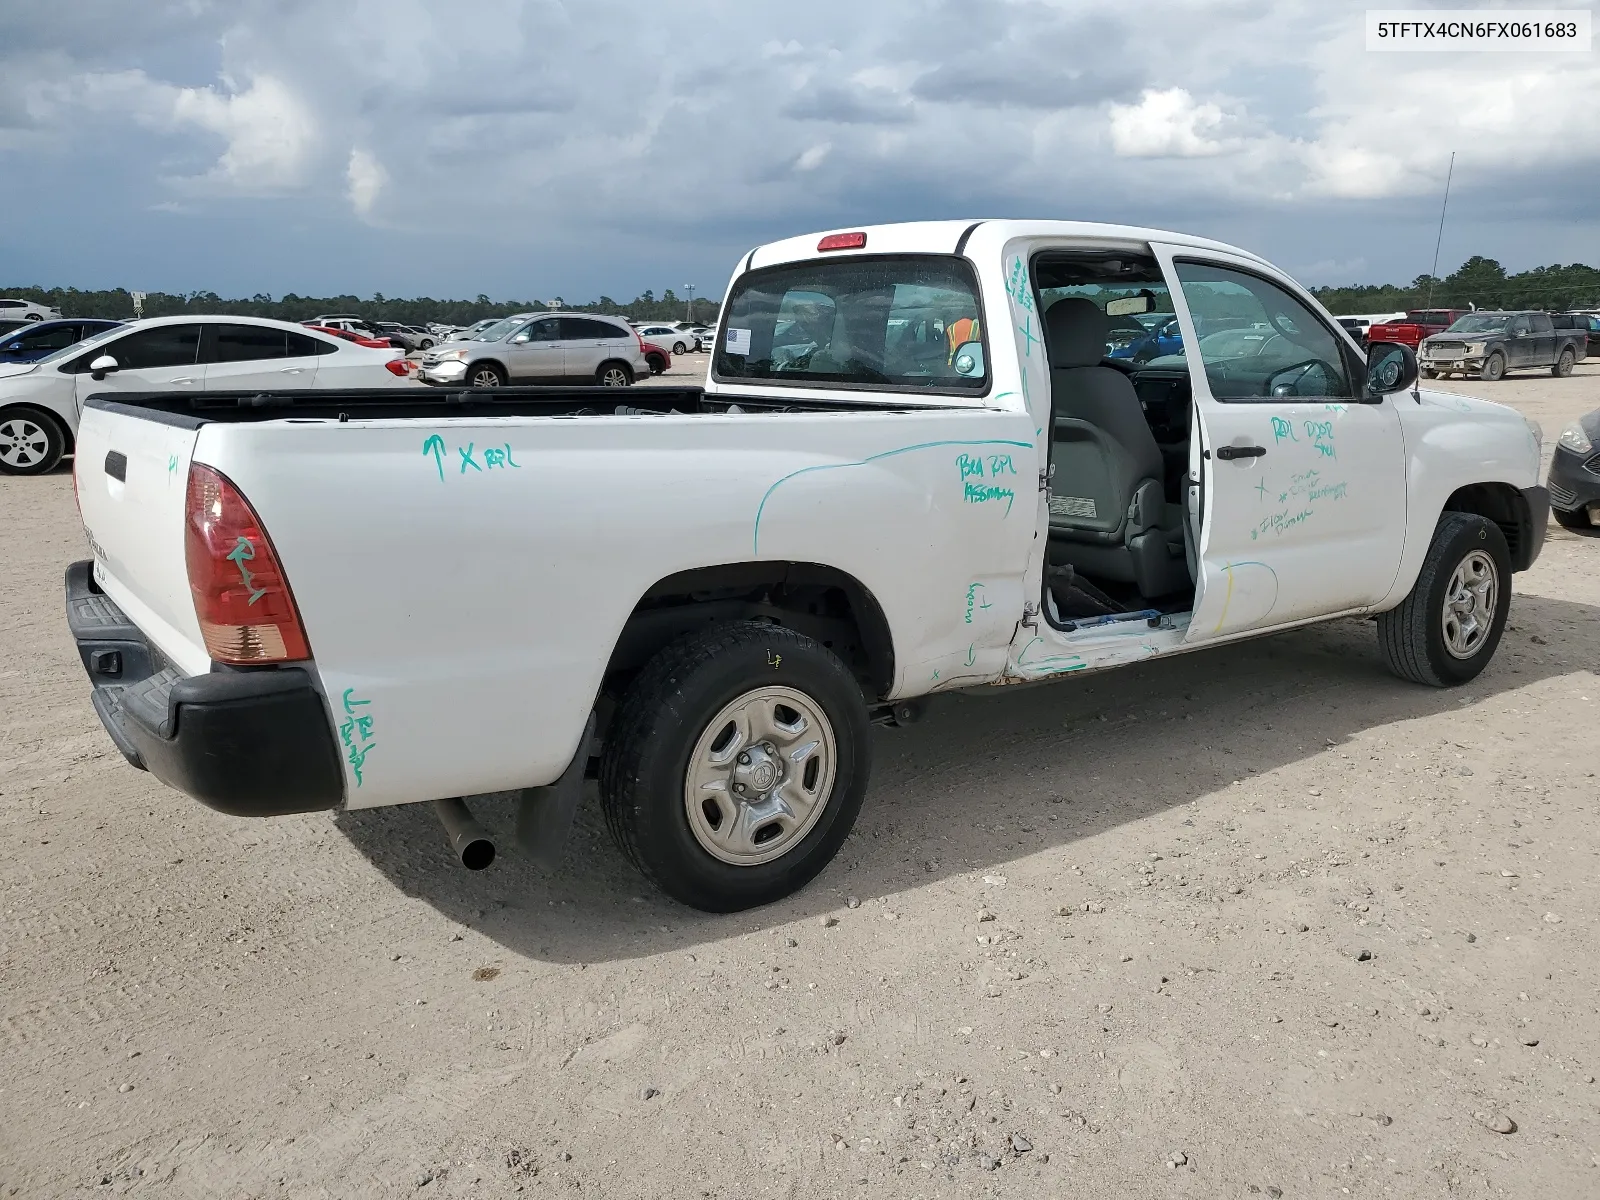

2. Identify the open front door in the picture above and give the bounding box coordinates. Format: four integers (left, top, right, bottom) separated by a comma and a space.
1150, 243, 1407, 644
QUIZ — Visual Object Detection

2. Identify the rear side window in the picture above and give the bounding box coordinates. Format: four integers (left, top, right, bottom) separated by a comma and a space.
212, 324, 289, 362
714, 254, 988, 394
286, 331, 338, 356
561, 317, 630, 340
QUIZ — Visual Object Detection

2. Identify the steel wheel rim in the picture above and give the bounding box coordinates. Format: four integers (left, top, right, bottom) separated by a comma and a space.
1441, 549, 1498, 659
0, 417, 48, 468
684, 685, 838, 867
673, 343, 686, 355
602, 367, 628, 386
470, 367, 501, 387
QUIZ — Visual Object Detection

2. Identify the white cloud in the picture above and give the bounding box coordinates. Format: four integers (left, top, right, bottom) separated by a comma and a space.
346, 148, 387, 218
795, 142, 831, 171
167, 74, 317, 190
1107, 88, 1228, 158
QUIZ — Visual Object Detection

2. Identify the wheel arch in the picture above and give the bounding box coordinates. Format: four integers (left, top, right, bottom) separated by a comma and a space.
466, 357, 508, 380
603, 560, 896, 701
1443, 481, 1540, 571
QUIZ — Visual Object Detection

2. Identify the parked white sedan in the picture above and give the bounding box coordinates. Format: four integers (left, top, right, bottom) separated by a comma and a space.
0, 297, 62, 322
0, 315, 416, 475
634, 324, 699, 355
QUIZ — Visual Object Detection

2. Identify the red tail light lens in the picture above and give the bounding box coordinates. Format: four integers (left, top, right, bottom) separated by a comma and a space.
818, 231, 867, 252
184, 464, 310, 664
384, 358, 410, 376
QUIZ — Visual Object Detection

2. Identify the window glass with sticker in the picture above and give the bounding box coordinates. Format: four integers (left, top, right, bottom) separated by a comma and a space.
714, 255, 987, 393
1174, 262, 1353, 401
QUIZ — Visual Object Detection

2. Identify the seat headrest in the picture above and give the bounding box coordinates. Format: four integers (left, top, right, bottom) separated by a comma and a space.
1045, 297, 1108, 368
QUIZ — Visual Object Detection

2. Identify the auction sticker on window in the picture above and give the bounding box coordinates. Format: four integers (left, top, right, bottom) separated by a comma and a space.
725, 327, 752, 355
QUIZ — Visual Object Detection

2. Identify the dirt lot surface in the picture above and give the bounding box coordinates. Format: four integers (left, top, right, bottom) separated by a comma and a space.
3, 367, 1598, 1198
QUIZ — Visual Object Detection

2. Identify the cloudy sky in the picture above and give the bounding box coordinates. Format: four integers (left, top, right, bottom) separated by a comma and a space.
2, 0, 1596, 302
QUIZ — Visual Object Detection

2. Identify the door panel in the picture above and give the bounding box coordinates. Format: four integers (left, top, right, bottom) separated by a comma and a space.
71, 324, 204, 413
203, 323, 320, 390
560, 317, 626, 378
504, 318, 565, 379
1150, 245, 1407, 642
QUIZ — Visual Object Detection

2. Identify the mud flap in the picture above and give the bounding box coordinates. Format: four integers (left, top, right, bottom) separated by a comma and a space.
514, 714, 596, 869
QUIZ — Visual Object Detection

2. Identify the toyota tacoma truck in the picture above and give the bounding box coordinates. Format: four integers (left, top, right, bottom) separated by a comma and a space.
1420, 310, 1588, 381
66, 220, 1548, 912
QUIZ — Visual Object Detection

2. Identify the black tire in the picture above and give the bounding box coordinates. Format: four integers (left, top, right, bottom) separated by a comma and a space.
1552, 348, 1575, 378
1553, 506, 1592, 531
418, 338, 434, 351
597, 361, 632, 387
1421, 368, 1438, 379
599, 621, 872, 912
672, 341, 687, 355
23, 313, 42, 322
1480, 352, 1506, 382
467, 361, 506, 388
1377, 512, 1511, 687
645, 352, 667, 375
0, 406, 67, 475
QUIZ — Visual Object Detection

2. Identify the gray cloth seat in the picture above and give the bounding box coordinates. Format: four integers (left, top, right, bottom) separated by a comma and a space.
1044, 297, 1189, 598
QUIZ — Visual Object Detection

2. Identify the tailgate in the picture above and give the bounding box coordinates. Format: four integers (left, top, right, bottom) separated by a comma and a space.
75, 401, 210, 676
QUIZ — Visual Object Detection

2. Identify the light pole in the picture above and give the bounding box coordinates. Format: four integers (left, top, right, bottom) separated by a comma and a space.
684, 284, 695, 324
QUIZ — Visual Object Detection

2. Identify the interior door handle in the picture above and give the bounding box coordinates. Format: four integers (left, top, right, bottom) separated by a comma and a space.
1215, 444, 1267, 460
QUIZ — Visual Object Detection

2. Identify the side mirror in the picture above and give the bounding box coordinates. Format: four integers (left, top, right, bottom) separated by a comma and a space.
1365, 341, 1416, 396
951, 341, 985, 378
510, 333, 530, 344
89, 354, 120, 380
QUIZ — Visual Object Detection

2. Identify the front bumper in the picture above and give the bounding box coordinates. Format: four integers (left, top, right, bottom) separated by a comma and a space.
1548, 445, 1600, 514
65, 561, 344, 817
1421, 353, 1481, 372
418, 359, 468, 385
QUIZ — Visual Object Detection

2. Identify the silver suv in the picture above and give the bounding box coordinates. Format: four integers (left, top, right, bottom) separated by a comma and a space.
418, 312, 650, 387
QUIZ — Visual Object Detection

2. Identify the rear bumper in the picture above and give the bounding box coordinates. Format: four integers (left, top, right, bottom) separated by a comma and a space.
65, 560, 344, 817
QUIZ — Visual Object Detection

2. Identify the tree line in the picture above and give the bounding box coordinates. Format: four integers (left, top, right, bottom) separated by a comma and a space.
0, 285, 720, 327
1311, 256, 1600, 315
7, 255, 1598, 326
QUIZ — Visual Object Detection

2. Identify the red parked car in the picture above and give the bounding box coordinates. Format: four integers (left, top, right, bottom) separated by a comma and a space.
303, 323, 393, 349
1366, 309, 1469, 351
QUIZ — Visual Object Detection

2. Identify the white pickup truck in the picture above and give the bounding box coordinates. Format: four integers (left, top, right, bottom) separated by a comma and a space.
67, 220, 1548, 911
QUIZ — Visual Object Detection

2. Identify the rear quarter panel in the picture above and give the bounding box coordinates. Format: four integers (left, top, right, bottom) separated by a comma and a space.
195, 406, 1039, 807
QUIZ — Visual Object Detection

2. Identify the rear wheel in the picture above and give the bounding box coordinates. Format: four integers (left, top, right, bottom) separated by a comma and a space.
23, 313, 42, 322
672, 341, 687, 355
1552, 348, 1575, 378
418, 338, 434, 351
1480, 352, 1506, 382
597, 362, 632, 387
1377, 512, 1511, 686
467, 362, 505, 388
599, 621, 872, 911
0, 407, 66, 475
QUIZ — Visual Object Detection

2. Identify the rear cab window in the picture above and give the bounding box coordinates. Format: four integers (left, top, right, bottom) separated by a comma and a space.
714, 254, 989, 395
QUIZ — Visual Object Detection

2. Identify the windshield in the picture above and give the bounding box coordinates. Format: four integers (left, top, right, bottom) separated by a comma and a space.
36, 322, 130, 366
472, 317, 525, 342
1446, 314, 1509, 333
715, 254, 988, 394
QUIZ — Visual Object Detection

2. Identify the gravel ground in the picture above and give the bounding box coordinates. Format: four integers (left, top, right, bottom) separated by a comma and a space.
2, 365, 1597, 1198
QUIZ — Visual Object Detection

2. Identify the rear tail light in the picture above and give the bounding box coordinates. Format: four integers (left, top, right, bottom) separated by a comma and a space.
818, 231, 867, 252
384, 358, 411, 376
184, 464, 310, 664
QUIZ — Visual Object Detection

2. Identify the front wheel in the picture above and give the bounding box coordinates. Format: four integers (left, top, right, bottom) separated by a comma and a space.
0, 407, 67, 475
599, 621, 872, 912
1553, 348, 1575, 378
1480, 352, 1506, 382
1554, 506, 1593, 531
1377, 512, 1511, 686
597, 362, 632, 387
1421, 368, 1438, 379
467, 362, 506, 388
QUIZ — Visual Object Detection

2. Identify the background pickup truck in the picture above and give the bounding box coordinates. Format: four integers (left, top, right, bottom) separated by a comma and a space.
1367, 309, 1468, 350
67, 220, 1548, 912
1420, 310, 1589, 381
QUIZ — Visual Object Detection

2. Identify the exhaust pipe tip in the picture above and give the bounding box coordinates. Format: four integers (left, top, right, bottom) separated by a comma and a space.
433, 797, 496, 871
